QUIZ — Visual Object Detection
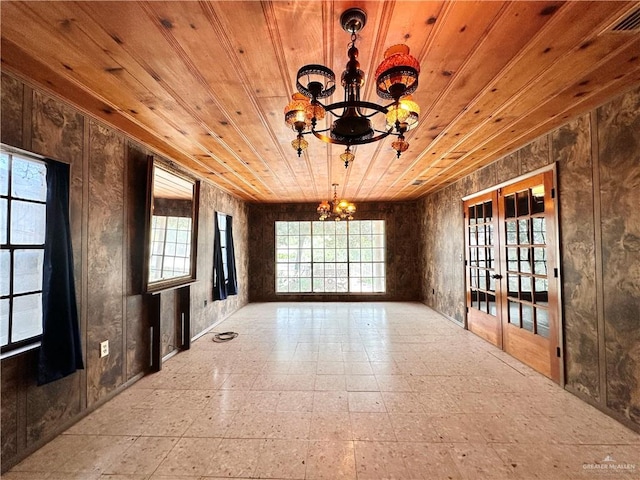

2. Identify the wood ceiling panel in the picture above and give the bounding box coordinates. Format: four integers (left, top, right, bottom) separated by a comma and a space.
2, 1, 638, 203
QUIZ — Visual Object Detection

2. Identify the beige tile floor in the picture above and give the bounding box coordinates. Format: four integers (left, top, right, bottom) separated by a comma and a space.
5, 302, 640, 479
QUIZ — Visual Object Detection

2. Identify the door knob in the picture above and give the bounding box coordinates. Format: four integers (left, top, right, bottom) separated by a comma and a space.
491, 274, 503, 279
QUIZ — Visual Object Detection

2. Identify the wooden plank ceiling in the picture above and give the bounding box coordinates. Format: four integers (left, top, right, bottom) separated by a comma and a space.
2, 1, 639, 203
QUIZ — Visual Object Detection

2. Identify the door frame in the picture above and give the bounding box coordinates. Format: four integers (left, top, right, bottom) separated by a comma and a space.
462, 164, 564, 385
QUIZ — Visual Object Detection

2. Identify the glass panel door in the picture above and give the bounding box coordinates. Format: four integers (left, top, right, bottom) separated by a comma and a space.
498, 171, 559, 382
464, 170, 560, 383
465, 190, 502, 348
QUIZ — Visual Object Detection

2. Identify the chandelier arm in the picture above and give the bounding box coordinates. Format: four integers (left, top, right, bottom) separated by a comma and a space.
323, 100, 388, 115
311, 129, 391, 146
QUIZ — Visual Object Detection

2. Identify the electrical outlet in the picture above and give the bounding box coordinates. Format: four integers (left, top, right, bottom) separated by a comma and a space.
100, 340, 109, 358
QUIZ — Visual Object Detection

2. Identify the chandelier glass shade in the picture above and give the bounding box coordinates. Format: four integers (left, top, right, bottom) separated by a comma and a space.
284, 8, 421, 162
317, 184, 356, 221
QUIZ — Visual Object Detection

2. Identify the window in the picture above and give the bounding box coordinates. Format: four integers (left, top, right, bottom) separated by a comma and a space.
1, 151, 47, 352
148, 215, 192, 282
213, 212, 237, 299
275, 220, 386, 294
217, 213, 228, 283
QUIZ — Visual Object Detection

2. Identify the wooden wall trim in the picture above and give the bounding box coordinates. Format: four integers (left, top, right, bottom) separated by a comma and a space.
590, 109, 608, 408
80, 116, 90, 411
121, 144, 129, 383
20, 84, 32, 151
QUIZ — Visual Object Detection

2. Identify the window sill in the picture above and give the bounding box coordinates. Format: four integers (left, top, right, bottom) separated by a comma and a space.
1, 341, 41, 360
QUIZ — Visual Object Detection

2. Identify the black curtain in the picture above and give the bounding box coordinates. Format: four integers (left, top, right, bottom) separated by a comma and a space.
213, 213, 227, 300
38, 161, 84, 385
225, 216, 238, 295
213, 214, 238, 300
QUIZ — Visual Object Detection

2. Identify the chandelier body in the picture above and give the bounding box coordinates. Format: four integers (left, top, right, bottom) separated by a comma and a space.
284, 8, 421, 163
317, 184, 356, 221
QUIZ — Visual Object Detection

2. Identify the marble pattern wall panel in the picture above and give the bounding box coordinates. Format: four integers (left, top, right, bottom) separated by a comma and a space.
495, 151, 520, 185
86, 121, 125, 405
247, 202, 421, 302
554, 114, 600, 401
160, 290, 178, 357
191, 181, 215, 336
1, 73, 23, 147
32, 91, 83, 165
125, 143, 150, 379
27, 90, 85, 442
1, 356, 19, 462
181, 177, 250, 339
31, 91, 85, 315
25, 356, 81, 445
598, 88, 640, 424
474, 161, 497, 192
521, 134, 552, 174
420, 183, 466, 325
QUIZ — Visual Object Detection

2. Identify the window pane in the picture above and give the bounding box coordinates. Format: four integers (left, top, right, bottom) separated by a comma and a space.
517, 190, 530, 216
519, 248, 531, 273
522, 304, 534, 331
536, 308, 550, 338
0, 250, 9, 296
0, 198, 7, 244
300, 278, 312, 292
0, 299, 8, 346
11, 157, 46, 201
276, 222, 288, 236
336, 276, 348, 292
11, 200, 46, 244
350, 263, 361, 277
0, 153, 8, 196
518, 219, 530, 245
508, 300, 520, 326
506, 221, 517, 245
299, 222, 311, 235
12, 293, 43, 342
13, 249, 44, 294
278, 278, 291, 293
287, 222, 299, 236
532, 217, 546, 244
534, 248, 547, 275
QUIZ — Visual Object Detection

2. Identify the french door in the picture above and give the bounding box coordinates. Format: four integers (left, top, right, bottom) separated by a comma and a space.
465, 171, 560, 382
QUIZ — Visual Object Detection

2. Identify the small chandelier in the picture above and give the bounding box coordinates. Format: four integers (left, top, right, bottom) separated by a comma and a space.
317, 184, 356, 221
284, 8, 421, 165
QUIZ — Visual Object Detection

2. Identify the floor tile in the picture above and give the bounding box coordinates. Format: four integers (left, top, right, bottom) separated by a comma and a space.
204, 438, 263, 478
305, 440, 356, 479
350, 413, 397, 441
309, 412, 353, 441
154, 437, 222, 477
312, 391, 349, 412
103, 436, 178, 475
254, 439, 308, 479
347, 392, 386, 412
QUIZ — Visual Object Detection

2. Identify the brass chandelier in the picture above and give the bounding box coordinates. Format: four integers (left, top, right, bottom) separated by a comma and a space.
317, 184, 356, 221
284, 8, 421, 167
